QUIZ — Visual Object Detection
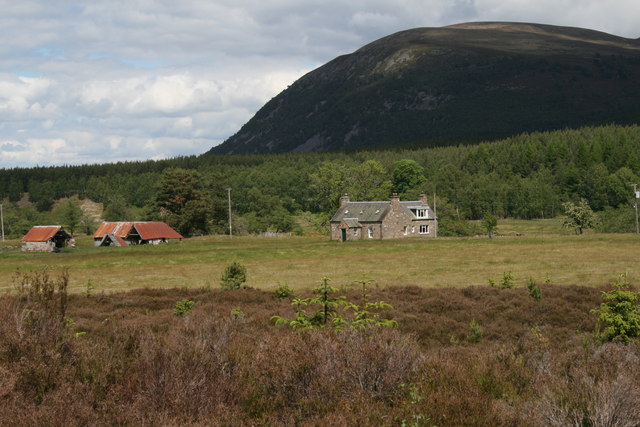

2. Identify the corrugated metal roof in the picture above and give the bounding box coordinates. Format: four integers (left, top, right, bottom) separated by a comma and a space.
22, 226, 65, 242
94, 222, 183, 240
93, 222, 134, 239
113, 235, 129, 246
133, 222, 183, 240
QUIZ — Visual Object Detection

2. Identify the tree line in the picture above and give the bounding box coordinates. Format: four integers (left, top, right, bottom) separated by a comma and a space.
1, 124, 639, 237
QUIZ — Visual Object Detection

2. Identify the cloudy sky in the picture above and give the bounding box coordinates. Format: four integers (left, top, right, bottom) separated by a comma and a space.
0, 0, 638, 168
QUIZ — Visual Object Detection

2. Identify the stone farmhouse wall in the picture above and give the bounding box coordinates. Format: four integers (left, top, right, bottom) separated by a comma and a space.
381, 199, 436, 239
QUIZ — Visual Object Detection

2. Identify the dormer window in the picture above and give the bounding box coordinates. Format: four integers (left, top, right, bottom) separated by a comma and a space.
416, 209, 428, 219
344, 210, 349, 214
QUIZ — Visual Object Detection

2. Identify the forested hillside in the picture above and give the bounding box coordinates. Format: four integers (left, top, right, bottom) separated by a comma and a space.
1, 125, 639, 237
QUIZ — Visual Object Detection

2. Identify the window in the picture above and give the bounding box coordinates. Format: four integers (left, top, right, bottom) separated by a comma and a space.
403, 226, 408, 235
411, 226, 415, 233
353, 229, 358, 236
416, 209, 428, 219
419, 225, 429, 234
368, 227, 373, 238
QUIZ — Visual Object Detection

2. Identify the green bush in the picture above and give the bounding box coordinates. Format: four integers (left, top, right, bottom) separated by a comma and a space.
174, 299, 195, 316
527, 277, 541, 301
230, 306, 244, 320
499, 271, 515, 289
598, 206, 637, 233
220, 262, 248, 290
591, 274, 640, 343
272, 277, 397, 331
274, 283, 294, 299
466, 319, 484, 343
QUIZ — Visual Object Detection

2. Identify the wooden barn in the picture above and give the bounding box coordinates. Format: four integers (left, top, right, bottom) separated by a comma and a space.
21, 226, 73, 252
93, 222, 183, 246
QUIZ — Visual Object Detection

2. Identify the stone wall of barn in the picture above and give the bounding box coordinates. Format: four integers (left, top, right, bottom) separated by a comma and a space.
21, 241, 55, 252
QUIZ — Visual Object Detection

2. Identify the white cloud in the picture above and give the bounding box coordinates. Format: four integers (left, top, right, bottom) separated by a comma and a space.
0, 0, 638, 168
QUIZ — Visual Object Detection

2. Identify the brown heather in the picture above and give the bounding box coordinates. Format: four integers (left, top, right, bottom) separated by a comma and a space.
1, 283, 639, 426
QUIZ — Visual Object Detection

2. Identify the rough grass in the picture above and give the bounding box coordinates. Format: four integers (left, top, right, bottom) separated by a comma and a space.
1, 281, 639, 426
1, 223, 639, 293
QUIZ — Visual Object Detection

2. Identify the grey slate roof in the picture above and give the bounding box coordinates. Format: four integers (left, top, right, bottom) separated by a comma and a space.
331, 200, 435, 224
331, 202, 390, 222
342, 219, 362, 228
400, 201, 436, 220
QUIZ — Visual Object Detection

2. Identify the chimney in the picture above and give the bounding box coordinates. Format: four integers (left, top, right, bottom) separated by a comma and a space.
419, 193, 428, 205
340, 193, 350, 208
390, 193, 400, 205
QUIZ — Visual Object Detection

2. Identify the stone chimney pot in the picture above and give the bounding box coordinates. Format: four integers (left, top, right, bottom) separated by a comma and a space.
340, 193, 350, 208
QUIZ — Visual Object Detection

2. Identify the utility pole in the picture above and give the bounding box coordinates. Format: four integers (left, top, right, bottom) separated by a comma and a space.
226, 187, 232, 238
433, 191, 438, 238
633, 183, 639, 234
0, 203, 4, 241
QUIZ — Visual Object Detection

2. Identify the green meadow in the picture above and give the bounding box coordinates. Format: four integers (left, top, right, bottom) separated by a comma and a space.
1, 219, 638, 292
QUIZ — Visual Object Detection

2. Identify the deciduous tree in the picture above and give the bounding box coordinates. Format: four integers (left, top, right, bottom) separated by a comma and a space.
562, 198, 598, 234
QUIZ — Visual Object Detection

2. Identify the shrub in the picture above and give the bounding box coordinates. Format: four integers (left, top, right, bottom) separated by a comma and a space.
174, 299, 195, 316
466, 320, 484, 343
230, 306, 244, 320
220, 261, 247, 290
499, 271, 515, 289
591, 274, 640, 343
482, 214, 498, 238
274, 283, 294, 299
527, 277, 541, 301
272, 277, 397, 330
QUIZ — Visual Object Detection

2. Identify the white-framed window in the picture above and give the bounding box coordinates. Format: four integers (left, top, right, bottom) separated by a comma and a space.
368, 227, 373, 238
403, 226, 408, 235
419, 225, 429, 234
416, 209, 428, 219
411, 226, 415, 233
353, 229, 358, 236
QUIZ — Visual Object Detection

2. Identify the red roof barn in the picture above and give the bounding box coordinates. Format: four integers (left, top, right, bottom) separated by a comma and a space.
21, 226, 73, 252
93, 222, 183, 246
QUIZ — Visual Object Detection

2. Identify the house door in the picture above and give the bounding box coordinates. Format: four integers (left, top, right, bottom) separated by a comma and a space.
341, 228, 347, 242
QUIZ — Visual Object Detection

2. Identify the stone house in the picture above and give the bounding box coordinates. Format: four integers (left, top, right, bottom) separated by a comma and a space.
93, 221, 183, 246
330, 193, 437, 241
21, 226, 73, 252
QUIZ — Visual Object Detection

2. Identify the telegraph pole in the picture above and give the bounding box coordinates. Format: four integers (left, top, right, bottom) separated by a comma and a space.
632, 183, 639, 234
0, 203, 4, 241
433, 191, 438, 238
226, 187, 232, 238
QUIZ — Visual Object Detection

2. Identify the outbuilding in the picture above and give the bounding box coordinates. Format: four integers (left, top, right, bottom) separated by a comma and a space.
21, 226, 73, 252
93, 221, 183, 246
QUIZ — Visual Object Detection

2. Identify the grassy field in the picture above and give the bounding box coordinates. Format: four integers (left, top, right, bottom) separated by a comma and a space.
1, 219, 638, 293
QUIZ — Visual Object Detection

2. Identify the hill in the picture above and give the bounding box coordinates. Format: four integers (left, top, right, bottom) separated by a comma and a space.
210, 22, 640, 154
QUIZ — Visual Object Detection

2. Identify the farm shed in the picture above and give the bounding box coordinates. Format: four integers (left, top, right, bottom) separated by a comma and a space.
330, 193, 437, 241
93, 222, 183, 246
21, 226, 73, 252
